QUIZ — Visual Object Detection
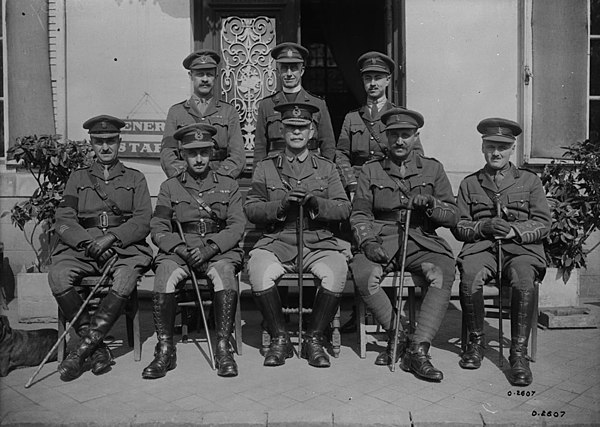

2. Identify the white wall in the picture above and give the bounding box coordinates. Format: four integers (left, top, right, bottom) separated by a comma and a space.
405, 0, 519, 191
65, 0, 193, 193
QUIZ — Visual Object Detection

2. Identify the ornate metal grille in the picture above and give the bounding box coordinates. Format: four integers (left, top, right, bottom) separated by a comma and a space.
220, 16, 277, 151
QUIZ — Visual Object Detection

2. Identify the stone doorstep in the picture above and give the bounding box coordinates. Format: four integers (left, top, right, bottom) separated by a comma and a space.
539, 306, 600, 329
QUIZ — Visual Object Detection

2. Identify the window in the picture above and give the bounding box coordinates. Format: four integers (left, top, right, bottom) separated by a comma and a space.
591, 0, 600, 140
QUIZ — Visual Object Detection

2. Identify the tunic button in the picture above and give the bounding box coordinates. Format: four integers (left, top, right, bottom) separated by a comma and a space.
297, 180, 301, 184
370, 136, 374, 140
105, 181, 109, 184
370, 122, 375, 126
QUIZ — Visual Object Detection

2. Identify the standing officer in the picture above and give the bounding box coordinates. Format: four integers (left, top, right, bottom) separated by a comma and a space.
245, 102, 350, 368
160, 49, 246, 179
350, 108, 458, 382
452, 118, 551, 386
335, 51, 423, 195
254, 42, 335, 163
143, 123, 245, 379
49, 115, 153, 381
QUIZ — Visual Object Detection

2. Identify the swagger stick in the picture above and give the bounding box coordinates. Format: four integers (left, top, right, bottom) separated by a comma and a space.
25, 255, 118, 388
496, 201, 504, 366
175, 219, 216, 370
390, 201, 413, 372
297, 203, 304, 358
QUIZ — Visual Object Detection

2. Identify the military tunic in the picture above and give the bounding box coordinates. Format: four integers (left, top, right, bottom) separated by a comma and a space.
151, 170, 245, 292
335, 102, 424, 192
254, 89, 336, 163
160, 97, 246, 179
452, 163, 551, 293
48, 161, 153, 296
244, 151, 351, 292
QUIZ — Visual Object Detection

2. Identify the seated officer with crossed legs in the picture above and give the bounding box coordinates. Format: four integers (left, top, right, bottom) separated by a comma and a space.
350, 108, 458, 382
143, 123, 245, 379
48, 115, 153, 381
245, 102, 351, 368
452, 118, 551, 386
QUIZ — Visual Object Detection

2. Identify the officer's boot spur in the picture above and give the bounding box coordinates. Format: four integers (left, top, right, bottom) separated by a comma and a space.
508, 287, 535, 386
301, 288, 342, 368
253, 287, 293, 366
213, 289, 238, 377
375, 328, 407, 366
400, 342, 444, 382
459, 290, 485, 369
58, 290, 127, 381
142, 293, 177, 379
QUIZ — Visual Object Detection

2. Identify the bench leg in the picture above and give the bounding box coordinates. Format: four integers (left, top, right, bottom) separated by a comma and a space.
234, 291, 243, 355
331, 306, 341, 358
57, 313, 66, 362
357, 294, 367, 359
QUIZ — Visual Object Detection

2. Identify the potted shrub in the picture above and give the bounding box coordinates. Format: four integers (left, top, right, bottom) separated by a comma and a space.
3, 135, 92, 321
540, 138, 600, 307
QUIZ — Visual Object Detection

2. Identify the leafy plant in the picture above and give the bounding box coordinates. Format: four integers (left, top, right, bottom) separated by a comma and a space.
541, 138, 600, 283
5, 135, 93, 272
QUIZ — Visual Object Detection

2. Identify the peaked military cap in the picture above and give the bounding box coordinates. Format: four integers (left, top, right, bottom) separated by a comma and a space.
357, 51, 396, 74
183, 49, 221, 70
477, 117, 522, 143
271, 42, 309, 63
174, 123, 217, 149
83, 115, 126, 139
381, 108, 424, 130
274, 101, 319, 126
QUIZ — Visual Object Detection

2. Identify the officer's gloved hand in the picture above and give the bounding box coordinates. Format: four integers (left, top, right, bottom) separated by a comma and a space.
411, 194, 435, 210
86, 233, 117, 260
174, 245, 192, 264
480, 217, 512, 239
97, 248, 116, 267
193, 243, 220, 269
302, 191, 319, 211
362, 242, 389, 264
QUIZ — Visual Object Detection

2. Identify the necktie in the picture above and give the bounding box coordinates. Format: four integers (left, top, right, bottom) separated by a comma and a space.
103, 166, 110, 180
197, 99, 207, 115
371, 103, 378, 118
494, 171, 503, 188
399, 162, 406, 179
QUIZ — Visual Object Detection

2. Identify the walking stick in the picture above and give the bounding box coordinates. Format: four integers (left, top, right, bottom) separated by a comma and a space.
297, 203, 304, 358
174, 219, 216, 370
390, 201, 413, 372
496, 201, 504, 366
25, 255, 118, 388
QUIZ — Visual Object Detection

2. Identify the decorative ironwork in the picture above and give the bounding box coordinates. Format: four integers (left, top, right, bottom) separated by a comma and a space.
221, 16, 277, 151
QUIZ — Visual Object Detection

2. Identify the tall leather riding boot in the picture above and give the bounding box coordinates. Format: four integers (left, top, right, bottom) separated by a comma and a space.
375, 328, 407, 366
400, 341, 444, 382
253, 287, 293, 366
58, 290, 127, 381
508, 287, 535, 386
459, 290, 486, 369
213, 289, 238, 377
302, 288, 342, 368
54, 288, 113, 375
142, 293, 177, 379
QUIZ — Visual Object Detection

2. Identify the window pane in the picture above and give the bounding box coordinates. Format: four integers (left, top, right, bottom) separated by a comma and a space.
591, 100, 600, 141
592, 40, 600, 96
592, 0, 600, 34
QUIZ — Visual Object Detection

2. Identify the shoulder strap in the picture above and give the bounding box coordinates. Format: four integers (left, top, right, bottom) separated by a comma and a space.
176, 175, 219, 221
86, 169, 123, 215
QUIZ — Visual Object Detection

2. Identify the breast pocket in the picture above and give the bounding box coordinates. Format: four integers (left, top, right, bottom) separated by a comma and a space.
470, 194, 493, 218
306, 176, 329, 197
202, 190, 231, 220
77, 185, 100, 215
171, 199, 197, 223
265, 179, 287, 202
208, 116, 228, 149
409, 176, 435, 196
371, 178, 397, 210
507, 192, 530, 215
113, 184, 135, 213
349, 123, 369, 154
266, 114, 283, 141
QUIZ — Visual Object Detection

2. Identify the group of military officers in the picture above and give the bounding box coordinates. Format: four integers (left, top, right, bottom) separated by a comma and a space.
48, 42, 550, 389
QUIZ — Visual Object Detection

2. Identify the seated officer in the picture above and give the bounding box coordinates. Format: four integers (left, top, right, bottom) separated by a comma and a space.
160, 49, 245, 179
335, 51, 423, 195
48, 115, 153, 381
452, 118, 551, 386
143, 123, 245, 379
244, 102, 350, 368
350, 108, 458, 382
254, 42, 336, 162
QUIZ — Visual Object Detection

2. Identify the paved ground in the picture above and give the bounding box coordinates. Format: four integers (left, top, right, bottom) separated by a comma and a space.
1, 294, 599, 426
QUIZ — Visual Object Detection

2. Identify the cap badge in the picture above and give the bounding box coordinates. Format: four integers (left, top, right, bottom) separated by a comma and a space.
101, 121, 108, 129
198, 55, 209, 64
194, 131, 204, 141
287, 49, 294, 58
292, 106, 302, 117
370, 58, 378, 65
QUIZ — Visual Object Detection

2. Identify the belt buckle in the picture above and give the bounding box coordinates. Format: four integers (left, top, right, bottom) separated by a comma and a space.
198, 218, 207, 236
99, 212, 109, 228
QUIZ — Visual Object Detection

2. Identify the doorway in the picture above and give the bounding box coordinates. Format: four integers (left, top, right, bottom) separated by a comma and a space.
301, 0, 387, 139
